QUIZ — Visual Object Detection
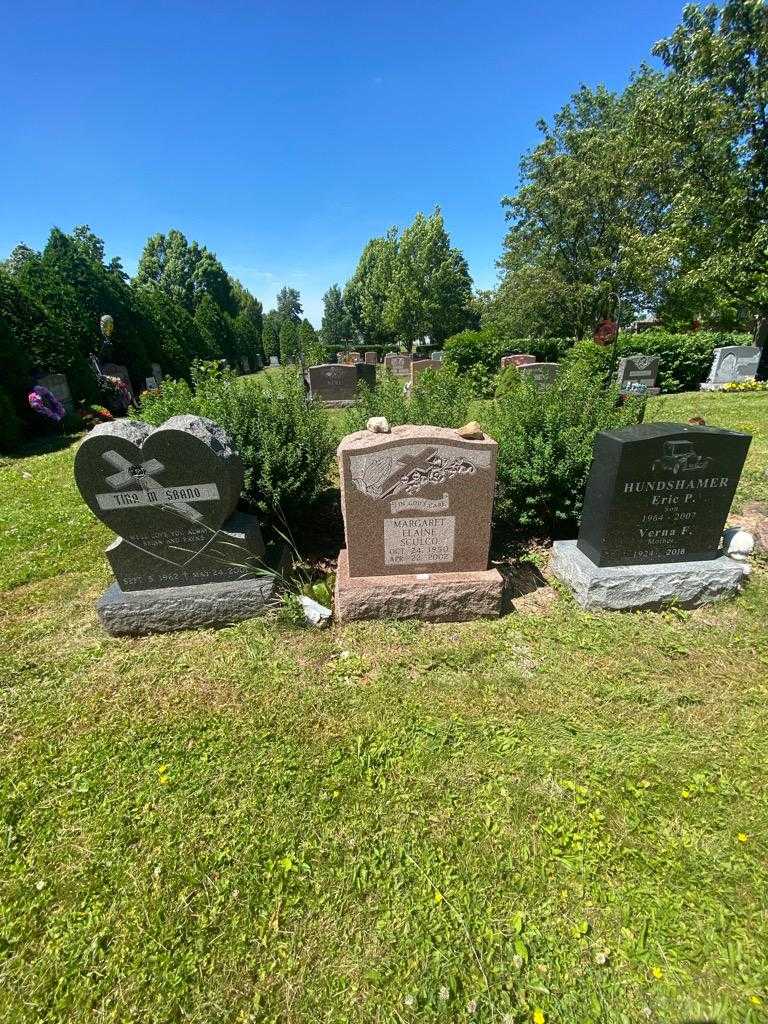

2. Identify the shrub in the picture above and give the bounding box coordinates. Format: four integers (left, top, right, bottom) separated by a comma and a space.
481, 362, 643, 536
341, 365, 477, 433
135, 361, 335, 524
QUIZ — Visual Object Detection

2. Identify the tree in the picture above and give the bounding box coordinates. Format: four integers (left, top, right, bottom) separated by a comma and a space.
344, 229, 398, 347
262, 310, 281, 360
490, 79, 674, 338
279, 318, 301, 365
194, 293, 234, 363
276, 286, 302, 323
383, 208, 474, 345
299, 318, 324, 366
136, 230, 236, 314
320, 284, 354, 350
651, 0, 768, 325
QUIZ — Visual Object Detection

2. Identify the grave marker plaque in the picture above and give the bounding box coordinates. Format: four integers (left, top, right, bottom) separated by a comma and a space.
384, 353, 412, 378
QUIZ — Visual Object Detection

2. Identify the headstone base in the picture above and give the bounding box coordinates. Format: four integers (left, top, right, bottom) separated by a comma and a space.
322, 399, 356, 408
334, 549, 504, 623
97, 544, 290, 635
551, 540, 747, 611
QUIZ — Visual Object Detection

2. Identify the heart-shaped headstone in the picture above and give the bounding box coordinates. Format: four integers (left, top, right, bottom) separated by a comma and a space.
74, 416, 263, 591
75, 415, 244, 537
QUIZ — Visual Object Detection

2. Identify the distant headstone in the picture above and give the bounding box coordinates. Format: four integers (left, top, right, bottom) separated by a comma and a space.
101, 363, 135, 401
364, 351, 378, 364
432, 350, 445, 362
501, 353, 536, 370
269, 356, 279, 367
241, 358, 251, 373
145, 377, 158, 390
308, 364, 360, 405
617, 354, 660, 395
384, 353, 412, 378
701, 346, 760, 389
518, 362, 560, 388
348, 351, 363, 364
151, 363, 164, 382
356, 362, 376, 390
38, 373, 74, 413
335, 424, 503, 622
552, 423, 752, 610
74, 415, 286, 634
411, 358, 441, 384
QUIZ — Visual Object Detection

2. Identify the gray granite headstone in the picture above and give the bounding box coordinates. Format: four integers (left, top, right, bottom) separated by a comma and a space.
384, 353, 412, 378
74, 415, 266, 593
364, 351, 378, 364
38, 373, 74, 413
701, 346, 760, 389
518, 362, 560, 388
270, 356, 279, 367
151, 363, 164, 382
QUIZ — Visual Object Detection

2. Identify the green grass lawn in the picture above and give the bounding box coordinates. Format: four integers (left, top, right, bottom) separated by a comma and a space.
1, 392, 767, 1024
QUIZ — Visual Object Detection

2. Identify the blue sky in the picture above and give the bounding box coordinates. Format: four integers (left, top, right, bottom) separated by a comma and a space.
1, 0, 686, 325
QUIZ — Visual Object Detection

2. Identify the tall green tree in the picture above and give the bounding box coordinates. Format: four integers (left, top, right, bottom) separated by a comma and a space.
279, 318, 301, 365
136, 230, 236, 314
320, 283, 354, 350
489, 78, 673, 339
344, 229, 398, 347
194, 293, 234, 363
262, 310, 281, 360
276, 286, 302, 323
383, 208, 474, 345
299, 318, 324, 366
651, 0, 768, 326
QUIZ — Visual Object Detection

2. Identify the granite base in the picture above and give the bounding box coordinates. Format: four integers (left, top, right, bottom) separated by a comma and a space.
97, 543, 290, 635
334, 549, 504, 623
551, 539, 747, 611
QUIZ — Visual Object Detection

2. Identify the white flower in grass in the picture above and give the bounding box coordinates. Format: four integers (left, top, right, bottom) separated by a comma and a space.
403, 994, 415, 1008
467, 999, 478, 1014
512, 954, 524, 970
438, 986, 450, 1001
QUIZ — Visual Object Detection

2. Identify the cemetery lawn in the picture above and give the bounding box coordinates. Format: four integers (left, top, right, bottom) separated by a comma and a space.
2, 393, 768, 1024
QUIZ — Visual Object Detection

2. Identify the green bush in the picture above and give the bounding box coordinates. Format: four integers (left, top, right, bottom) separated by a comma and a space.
481, 362, 644, 536
560, 332, 753, 393
341, 365, 477, 433
136, 361, 335, 524
0, 387, 22, 453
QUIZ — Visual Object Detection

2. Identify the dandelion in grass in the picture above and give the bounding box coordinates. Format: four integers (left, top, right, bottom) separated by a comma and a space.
680, 789, 691, 799
533, 1008, 545, 1024
651, 965, 663, 979
738, 832, 749, 843
750, 995, 763, 1006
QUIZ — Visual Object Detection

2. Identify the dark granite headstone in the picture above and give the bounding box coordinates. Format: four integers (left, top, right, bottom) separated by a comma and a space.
617, 354, 659, 394
355, 362, 376, 390
308, 364, 359, 403
577, 423, 751, 567
74, 415, 266, 592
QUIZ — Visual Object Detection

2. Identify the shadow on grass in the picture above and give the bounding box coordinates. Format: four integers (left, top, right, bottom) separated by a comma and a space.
1, 430, 83, 464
